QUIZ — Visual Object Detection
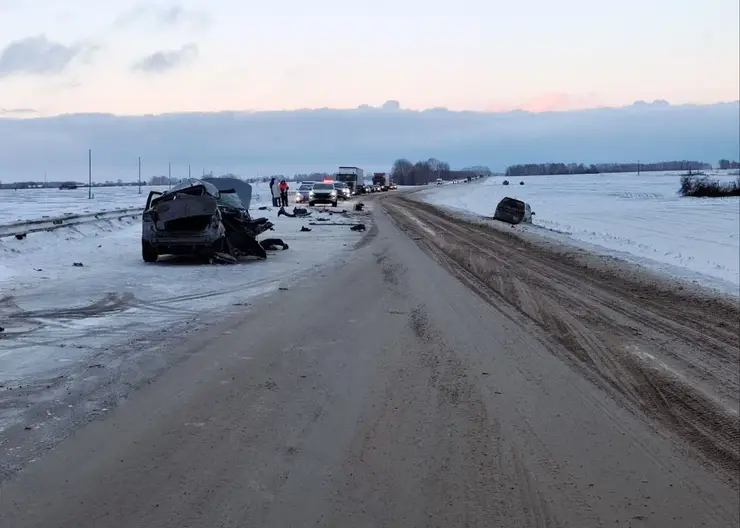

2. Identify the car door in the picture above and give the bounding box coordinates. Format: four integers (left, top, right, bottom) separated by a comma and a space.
145, 191, 163, 211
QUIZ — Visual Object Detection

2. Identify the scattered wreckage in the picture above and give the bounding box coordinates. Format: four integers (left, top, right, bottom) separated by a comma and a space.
141, 178, 288, 264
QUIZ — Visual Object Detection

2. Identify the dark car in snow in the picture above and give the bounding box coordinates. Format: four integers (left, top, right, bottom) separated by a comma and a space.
493, 197, 533, 225
141, 178, 279, 263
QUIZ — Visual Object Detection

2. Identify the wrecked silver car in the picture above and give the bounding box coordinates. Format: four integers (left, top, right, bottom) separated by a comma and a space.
141, 178, 286, 264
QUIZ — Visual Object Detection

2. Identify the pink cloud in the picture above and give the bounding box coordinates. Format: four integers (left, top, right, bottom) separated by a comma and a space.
485, 92, 605, 113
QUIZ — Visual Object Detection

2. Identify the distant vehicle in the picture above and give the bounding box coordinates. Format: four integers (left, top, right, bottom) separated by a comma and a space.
389, 183, 397, 190
336, 166, 364, 195
493, 197, 533, 225
372, 173, 388, 190
332, 182, 351, 200
295, 183, 314, 204
309, 182, 338, 207
59, 182, 78, 190
436, 178, 443, 185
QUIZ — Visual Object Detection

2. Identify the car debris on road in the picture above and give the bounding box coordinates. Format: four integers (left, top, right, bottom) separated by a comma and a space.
277, 206, 312, 218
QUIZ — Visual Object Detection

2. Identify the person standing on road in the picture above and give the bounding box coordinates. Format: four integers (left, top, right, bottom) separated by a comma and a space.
279, 180, 289, 207
270, 177, 280, 207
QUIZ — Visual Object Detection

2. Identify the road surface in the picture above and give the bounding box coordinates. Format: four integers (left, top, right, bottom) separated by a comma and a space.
0, 194, 738, 527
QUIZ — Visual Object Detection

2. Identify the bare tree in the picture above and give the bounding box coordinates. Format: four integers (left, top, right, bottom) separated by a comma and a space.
391, 158, 414, 184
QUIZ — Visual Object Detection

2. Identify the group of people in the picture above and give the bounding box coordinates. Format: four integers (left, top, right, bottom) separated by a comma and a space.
270, 177, 290, 207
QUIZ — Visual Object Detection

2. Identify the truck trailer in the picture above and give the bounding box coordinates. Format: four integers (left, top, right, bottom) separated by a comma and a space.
337, 166, 365, 195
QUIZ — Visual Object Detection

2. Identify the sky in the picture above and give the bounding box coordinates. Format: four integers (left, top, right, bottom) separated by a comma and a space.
1, 101, 738, 181
0, 0, 738, 117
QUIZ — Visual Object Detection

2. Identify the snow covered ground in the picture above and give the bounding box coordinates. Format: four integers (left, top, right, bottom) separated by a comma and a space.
0, 182, 277, 224
0, 200, 369, 434
415, 172, 740, 294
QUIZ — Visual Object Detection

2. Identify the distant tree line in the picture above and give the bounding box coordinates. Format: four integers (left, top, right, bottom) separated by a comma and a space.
505, 160, 712, 177
718, 159, 739, 170
390, 158, 492, 185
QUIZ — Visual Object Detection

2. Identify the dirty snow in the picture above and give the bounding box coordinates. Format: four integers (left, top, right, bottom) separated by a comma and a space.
416, 172, 740, 294
0, 199, 369, 433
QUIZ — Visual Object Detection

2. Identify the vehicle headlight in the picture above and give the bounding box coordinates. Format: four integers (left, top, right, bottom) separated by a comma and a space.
309, 191, 315, 197
331, 190, 337, 196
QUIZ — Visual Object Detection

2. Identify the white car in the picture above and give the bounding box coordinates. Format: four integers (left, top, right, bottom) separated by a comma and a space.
333, 182, 351, 200
308, 182, 338, 207
295, 183, 314, 203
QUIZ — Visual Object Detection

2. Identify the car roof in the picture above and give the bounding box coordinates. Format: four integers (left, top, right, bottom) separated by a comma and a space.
498, 197, 525, 207
203, 177, 253, 208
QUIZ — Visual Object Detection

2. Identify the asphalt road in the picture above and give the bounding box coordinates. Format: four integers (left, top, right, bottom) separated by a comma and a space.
0, 195, 738, 527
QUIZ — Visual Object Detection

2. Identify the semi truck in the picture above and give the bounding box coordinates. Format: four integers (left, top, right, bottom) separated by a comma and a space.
337, 166, 364, 195
372, 173, 388, 190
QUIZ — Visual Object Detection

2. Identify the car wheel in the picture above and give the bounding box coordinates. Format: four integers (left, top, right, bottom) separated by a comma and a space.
332, 201, 337, 207
309, 201, 315, 207
142, 241, 158, 262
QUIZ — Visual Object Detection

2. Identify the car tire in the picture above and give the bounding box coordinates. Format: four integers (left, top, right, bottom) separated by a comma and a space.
332, 201, 337, 207
309, 201, 315, 207
142, 241, 158, 263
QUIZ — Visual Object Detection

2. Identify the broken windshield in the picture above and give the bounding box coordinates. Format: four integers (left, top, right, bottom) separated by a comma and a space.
217, 191, 244, 209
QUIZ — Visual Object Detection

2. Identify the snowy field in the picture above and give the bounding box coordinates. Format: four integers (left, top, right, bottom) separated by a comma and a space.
416, 172, 740, 294
0, 198, 369, 433
0, 182, 278, 224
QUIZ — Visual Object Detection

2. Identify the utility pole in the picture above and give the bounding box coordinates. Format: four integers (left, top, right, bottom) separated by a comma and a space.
88, 149, 92, 199
138, 157, 142, 194
168, 162, 172, 189
188, 164, 191, 178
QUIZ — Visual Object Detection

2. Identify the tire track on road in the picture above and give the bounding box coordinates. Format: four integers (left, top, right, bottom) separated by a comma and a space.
382, 195, 740, 488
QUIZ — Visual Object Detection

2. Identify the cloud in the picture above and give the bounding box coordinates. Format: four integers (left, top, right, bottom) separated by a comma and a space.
518, 92, 603, 113
0, 101, 737, 180
131, 44, 198, 73
484, 92, 604, 113
114, 5, 209, 29
0, 107, 37, 116
0, 36, 94, 77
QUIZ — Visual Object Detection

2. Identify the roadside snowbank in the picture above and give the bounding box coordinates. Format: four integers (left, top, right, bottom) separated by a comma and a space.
415, 172, 740, 294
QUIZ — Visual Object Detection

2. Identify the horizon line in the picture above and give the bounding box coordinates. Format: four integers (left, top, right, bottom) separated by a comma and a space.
2, 99, 739, 120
